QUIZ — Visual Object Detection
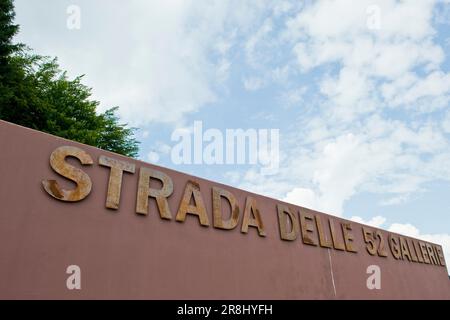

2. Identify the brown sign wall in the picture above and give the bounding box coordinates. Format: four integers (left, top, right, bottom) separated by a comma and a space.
0, 120, 449, 299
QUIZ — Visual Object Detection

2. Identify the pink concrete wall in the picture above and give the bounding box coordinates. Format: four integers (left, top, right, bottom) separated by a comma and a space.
0, 120, 449, 299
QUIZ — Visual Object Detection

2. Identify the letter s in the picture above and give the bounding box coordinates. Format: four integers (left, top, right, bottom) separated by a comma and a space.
42, 146, 93, 202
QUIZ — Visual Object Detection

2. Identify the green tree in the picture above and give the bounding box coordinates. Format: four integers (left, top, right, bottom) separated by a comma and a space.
0, 0, 139, 157
0, 0, 20, 68
0, 0, 21, 116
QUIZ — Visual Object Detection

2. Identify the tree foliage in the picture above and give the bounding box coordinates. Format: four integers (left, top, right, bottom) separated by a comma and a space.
0, 0, 139, 157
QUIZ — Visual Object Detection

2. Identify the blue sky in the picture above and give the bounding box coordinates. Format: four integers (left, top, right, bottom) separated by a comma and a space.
14, 0, 450, 264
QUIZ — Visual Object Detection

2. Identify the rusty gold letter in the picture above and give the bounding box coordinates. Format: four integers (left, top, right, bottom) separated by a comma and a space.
419, 242, 431, 264
212, 186, 239, 230
407, 239, 418, 262
299, 211, 317, 246
176, 181, 209, 226
435, 245, 446, 266
329, 219, 345, 251
241, 196, 266, 236
389, 235, 401, 260
414, 240, 424, 263
136, 167, 173, 219
400, 237, 412, 262
99, 155, 135, 209
277, 204, 299, 241
342, 223, 357, 253
426, 243, 438, 265
42, 146, 93, 202
315, 215, 332, 248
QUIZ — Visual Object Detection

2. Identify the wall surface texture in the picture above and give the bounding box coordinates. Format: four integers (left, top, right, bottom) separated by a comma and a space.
0, 120, 449, 299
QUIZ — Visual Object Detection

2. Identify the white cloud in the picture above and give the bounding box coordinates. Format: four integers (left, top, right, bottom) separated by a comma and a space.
243, 77, 265, 91
156, 142, 172, 155
224, 171, 241, 185
283, 187, 319, 211
285, 0, 448, 120
310, 134, 370, 215
350, 215, 386, 228
387, 71, 450, 110
280, 86, 307, 107
389, 223, 420, 237
147, 151, 160, 163
15, 0, 271, 126
241, 112, 450, 217
272, 1, 295, 17
216, 58, 232, 83
265, 0, 450, 216
271, 65, 291, 84
443, 110, 450, 133
145, 141, 172, 163
379, 194, 409, 206
287, 0, 436, 43
245, 18, 273, 68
